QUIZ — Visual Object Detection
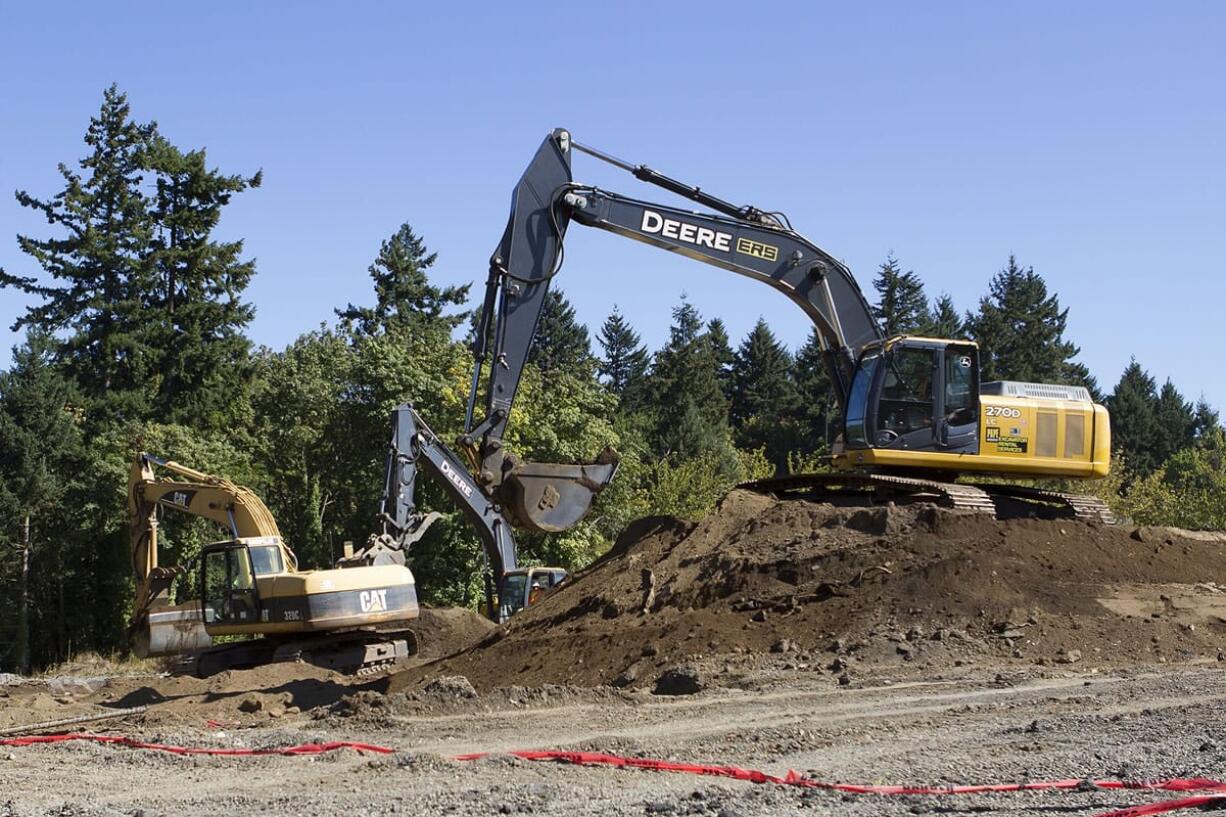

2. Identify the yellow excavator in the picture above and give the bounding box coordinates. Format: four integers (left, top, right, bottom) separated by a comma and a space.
412, 128, 1115, 546
128, 454, 421, 674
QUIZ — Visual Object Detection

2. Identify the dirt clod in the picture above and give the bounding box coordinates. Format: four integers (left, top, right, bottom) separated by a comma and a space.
652, 666, 704, 696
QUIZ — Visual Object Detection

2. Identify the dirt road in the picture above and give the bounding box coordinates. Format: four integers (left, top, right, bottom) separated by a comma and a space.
3, 663, 1225, 816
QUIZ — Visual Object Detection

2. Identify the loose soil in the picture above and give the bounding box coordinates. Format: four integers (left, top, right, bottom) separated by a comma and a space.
396, 490, 1226, 692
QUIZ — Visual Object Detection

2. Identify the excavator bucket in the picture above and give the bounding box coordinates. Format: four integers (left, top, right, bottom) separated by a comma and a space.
502, 449, 619, 533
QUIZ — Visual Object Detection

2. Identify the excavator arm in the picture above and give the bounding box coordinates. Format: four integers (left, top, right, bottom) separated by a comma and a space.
127, 454, 295, 635
375, 404, 518, 619
375, 129, 884, 615
459, 128, 881, 532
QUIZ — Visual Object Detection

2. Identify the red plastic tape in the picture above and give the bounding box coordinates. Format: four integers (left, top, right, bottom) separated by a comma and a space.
6, 734, 1224, 816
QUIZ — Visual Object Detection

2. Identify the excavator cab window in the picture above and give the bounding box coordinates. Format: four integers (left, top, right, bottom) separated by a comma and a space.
248, 545, 284, 576
201, 544, 261, 627
498, 572, 529, 622
845, 354, 879, 447
876, 346, 938, 448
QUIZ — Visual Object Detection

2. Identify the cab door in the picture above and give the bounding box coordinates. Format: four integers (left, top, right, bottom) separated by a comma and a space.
936, 345, 979, 453
876, 345, 939, 450
201, 544, 261, 628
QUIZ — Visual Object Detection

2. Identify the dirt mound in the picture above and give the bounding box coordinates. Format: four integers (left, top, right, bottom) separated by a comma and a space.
401, 490, 1226, 691
406, 606, 497, 660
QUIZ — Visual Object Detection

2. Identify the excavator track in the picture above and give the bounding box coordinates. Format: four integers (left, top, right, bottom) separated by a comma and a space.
966, 483, 1116, 524
740, 472, 997, 514
741, 473, 1115, 523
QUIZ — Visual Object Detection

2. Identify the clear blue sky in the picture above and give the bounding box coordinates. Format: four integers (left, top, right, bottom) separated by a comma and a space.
1, 2, 1223, 410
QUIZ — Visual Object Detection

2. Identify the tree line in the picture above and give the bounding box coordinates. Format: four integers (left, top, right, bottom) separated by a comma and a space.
0, 88, 1222, 672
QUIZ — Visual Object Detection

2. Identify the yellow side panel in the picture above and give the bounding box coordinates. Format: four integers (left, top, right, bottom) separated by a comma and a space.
834, 395, 1112, 479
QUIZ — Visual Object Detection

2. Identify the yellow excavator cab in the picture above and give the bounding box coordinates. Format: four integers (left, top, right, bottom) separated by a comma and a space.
497, 567, 569, 623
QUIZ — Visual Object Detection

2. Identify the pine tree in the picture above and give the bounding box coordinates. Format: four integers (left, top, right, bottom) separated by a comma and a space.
730, 318, 799, 473
1106, 360, 1160, 476
641, 299, 733, 461
0, 332, 85, 672
528, 288, 594, 375
964, 255, 1081, 383
143, 135, 262, 427
791, 328, 835, 457
922, 293, 963, 338
872, 253, 929, 336
1193, 399, 1222, 441
0, 85, 158, 423
705, 317, 735, 401
1063, 362, 1104, 403
596, 306, 648, 397
1152, 379, 1196, 465
337, 223, 469, 336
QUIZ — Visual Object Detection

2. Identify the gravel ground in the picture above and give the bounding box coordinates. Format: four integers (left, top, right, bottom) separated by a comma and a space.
3, 663, 1225, 816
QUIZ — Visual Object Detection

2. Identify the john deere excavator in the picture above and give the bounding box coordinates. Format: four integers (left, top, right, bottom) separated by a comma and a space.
372, 128, 1114, 622
128, 454, 421, 674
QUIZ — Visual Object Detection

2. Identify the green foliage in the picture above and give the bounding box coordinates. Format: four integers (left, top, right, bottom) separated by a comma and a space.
528, 289, 594, 376
640, 299, 735, 465
143, 135, 261, 430
642, 446, 773, 521
872, 254, 929, 336
790, 328, 835, 459
1106, 359, 1160, 478
1, 86, 159, 424
1121, 429, 1226, 530
336, 223, 468, 336
964, 255, 1082, 384
705, 317, 736, 402
596, 306, 648, 399
922, 293, 963, 339
731, 319, 799, 474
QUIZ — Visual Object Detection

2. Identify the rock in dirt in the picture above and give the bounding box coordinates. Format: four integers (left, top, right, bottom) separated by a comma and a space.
47, 676, 106, 697
1057, 649, 1083, 664
424, 676, 478, 699
652, 665, 705, 696
238, 697, 263, 713
0, 673, 24, 686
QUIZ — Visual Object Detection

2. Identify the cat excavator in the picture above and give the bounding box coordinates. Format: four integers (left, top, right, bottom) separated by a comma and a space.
128, 454, 420, 674
369, 128, 1114, 624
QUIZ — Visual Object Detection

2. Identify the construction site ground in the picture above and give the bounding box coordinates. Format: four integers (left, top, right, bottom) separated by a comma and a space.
3, 491, 1226, 816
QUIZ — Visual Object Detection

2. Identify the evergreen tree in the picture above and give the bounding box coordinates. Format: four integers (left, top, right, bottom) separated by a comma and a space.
528, 288, 594, 375
922, 293, 963, 338
1106, 359, 1160, 476
790, 328, 836, 457
1193, 399, 1222, 441
337, 223, 468, 336
0, 333, 85, 671
964, 255, 1081, 383
1152, 379, 1197, 465
596, 306, 648, 398
872, 253, 929, 336
705, 317, 736, 401
1063, 362, 1104, 403
641, 299, 733, 462
0, 85, 158, 423
730, 318, 799, 473
143, 135, 262, 427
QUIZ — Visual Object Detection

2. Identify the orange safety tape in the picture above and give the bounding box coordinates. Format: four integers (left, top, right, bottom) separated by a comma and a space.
4, 734, 1223, 817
